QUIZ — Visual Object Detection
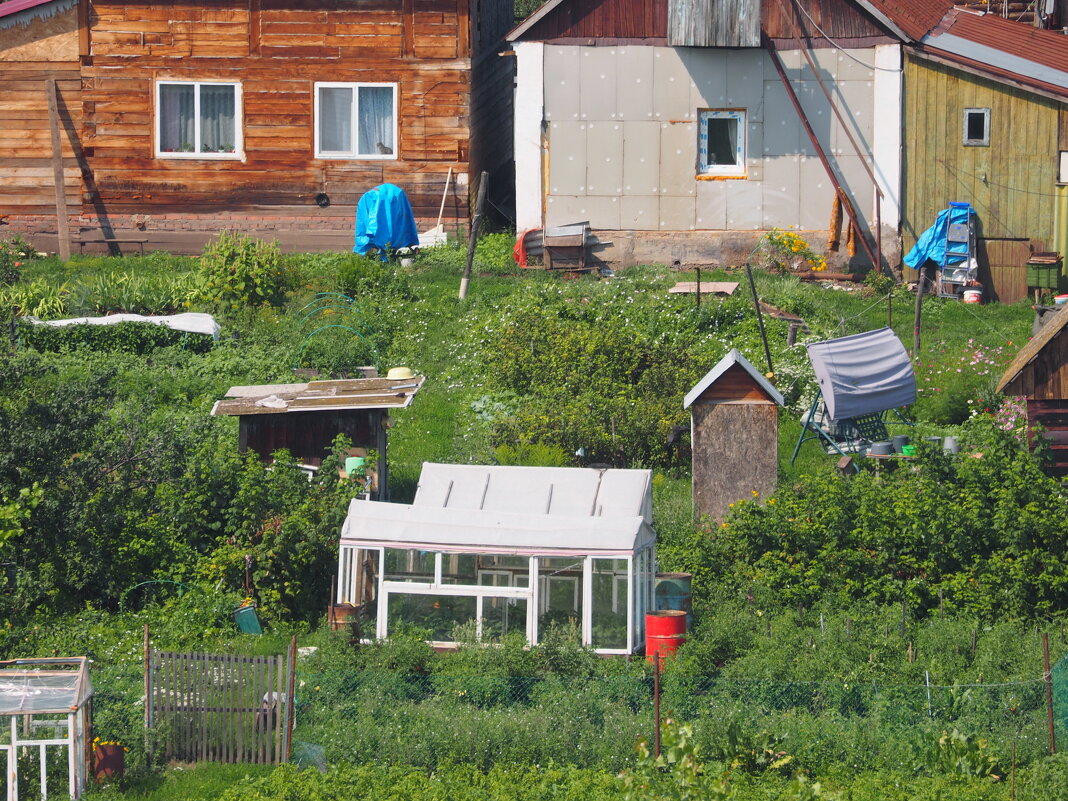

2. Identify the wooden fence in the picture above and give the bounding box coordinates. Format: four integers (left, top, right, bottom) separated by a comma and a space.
148, 649, 293, 765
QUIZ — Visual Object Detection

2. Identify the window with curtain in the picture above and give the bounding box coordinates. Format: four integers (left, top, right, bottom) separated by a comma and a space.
697, 109, 746, 177
315, 82, 397, 159
157, 81, 241, 158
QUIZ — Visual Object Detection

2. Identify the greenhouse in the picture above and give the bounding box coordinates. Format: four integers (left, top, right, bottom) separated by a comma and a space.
336, 463, 656, 654
0, 657, 93, 800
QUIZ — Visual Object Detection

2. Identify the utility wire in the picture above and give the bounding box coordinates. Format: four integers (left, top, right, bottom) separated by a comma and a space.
789, 0, 902, 73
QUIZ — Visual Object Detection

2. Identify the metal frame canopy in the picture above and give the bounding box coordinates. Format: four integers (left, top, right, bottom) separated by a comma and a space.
0, 657, 93, 800
806, 327, 916, 421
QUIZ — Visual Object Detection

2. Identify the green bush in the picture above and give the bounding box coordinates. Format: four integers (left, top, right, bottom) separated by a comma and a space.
199, 231, 289, 308
17, 320, 214, 355
0, 233, 37, 285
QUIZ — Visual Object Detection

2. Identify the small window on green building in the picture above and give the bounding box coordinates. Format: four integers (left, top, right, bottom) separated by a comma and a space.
963, 108, 990, 147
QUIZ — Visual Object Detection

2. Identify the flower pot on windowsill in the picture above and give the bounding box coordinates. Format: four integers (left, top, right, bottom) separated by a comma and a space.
93, 744, 126, 783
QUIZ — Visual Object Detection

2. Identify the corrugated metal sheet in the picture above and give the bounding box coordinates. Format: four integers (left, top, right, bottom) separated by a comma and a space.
859, 0, 952, 40
668, 0, 759, 47
925, 8, 1068, 81
0, 0, 62, 21
510, 0, 668, 41
763, 0, 893, 42
211, 377, 425, 417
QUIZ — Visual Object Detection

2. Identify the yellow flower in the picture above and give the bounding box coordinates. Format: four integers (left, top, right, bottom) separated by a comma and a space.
751, 490, 759, 497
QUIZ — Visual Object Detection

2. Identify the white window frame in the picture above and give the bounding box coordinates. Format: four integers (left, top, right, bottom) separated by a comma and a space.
962, 107, 991, 147
314, 81, 399, 160
697, 109, 746, 177
155, 80, 243, 160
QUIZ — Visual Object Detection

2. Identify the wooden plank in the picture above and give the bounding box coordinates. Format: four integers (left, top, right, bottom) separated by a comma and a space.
274, 654, 284, 764
46, 79, 71, 261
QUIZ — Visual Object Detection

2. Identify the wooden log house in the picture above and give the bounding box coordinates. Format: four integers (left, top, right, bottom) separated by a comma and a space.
0, 0, 515, 253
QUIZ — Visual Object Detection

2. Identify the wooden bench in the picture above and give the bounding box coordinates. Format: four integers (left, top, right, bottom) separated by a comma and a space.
72, 235, 149, 255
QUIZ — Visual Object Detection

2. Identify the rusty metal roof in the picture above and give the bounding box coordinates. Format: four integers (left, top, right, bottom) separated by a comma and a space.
857, 0, 952, 41
0, 0, 59, 21
920, 7, 1068, 91
211, 376, 424, 416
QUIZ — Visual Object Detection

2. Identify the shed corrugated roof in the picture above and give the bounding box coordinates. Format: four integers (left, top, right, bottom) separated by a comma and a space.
858, 0, 952, 41
0, 0, 58, 20
997, 305, 1068, 394
210, 376, 424, 416
922, 7, 1068, 88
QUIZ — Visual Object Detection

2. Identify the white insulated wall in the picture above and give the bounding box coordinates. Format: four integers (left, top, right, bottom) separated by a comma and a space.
532, 43, 895, 234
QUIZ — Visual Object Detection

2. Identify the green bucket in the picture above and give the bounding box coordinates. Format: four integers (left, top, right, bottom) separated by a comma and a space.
234, 604, 263, 635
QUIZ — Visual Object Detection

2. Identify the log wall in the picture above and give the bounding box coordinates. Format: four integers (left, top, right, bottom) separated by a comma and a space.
3, 0, 515, 249
0, 1, 84, 217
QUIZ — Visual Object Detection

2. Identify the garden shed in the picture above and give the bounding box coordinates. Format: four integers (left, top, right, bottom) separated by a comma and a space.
684, 349, 784, 522
0, 657, 93, 800
997, 304, 1068, 478
336, 463, 656, 654
211, 374, 424, 498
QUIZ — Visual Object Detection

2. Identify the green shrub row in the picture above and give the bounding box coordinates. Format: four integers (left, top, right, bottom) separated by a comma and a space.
17, 320, 214, 354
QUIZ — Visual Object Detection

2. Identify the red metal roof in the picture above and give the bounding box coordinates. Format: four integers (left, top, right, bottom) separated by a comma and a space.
859, 0, 953, 40
0, 0, 58, 20
929, 7, 1068, 75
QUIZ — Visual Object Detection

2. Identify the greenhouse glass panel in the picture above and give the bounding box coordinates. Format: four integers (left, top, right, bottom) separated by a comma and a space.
481, 597, 528, 642
592, 558, 629, 649
387, 593, 476, 642
537, 557, 583, 634
384, 548, 435, 582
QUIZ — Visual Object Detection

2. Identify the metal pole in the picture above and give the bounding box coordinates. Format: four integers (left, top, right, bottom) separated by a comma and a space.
653, 651, 661, 759
1045, 632, 1057, 754
459, 171, 488, 300
695, 266, 701, 309
763, 36, 881, 274
745, 264, 774, 375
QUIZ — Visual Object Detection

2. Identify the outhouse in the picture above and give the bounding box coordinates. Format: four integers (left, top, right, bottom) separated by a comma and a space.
336, 463, 657, 654
684, 349, 784, 521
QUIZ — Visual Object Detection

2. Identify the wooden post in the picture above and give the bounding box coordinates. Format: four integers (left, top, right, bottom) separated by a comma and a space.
913, 266, 925, 356
1045, 632, 1057, 754
459, 171, 488, 300
46, 79, 71, 261
285, 635, 297, 761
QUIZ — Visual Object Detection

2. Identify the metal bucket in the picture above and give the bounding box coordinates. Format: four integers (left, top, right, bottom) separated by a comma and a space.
655, 572, 692, 630
646, 611, 687, 663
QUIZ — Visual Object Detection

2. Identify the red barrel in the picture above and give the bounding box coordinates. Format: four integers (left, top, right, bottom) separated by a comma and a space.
646, 610, 687, 663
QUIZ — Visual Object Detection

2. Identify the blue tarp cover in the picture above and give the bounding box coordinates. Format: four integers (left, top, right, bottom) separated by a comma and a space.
904, 204, 973, 270
353, 184, 419, 259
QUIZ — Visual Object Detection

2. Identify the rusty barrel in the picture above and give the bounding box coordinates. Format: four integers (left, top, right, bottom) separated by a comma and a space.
646, 610, 687, 663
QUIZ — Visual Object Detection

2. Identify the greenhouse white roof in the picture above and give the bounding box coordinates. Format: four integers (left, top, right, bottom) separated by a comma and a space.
0, 658, 93, 715
341, 463, 656, 555
340, 499, 653, 555
806, 327, 916, 421
413, 462, 653, 523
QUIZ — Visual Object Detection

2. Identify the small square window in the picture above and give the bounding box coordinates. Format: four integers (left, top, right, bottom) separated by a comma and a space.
963, 108, 990, 147
156, 81, 241, 159
315, 82, 398, 159
698, 109, 746, 177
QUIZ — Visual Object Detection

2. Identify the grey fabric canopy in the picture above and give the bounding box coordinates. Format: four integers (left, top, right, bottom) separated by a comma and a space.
806, 328, 916, 421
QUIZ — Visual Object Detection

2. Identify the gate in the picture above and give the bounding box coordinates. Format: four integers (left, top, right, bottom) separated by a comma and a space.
148, 650, 293, 765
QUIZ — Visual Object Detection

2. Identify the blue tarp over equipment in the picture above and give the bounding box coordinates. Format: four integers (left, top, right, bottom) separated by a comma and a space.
353, 183, 419, 259
904, 203, 973, 270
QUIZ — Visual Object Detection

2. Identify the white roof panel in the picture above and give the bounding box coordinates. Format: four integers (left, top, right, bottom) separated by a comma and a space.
340, 498, 653, 555
413, 463, 652, 522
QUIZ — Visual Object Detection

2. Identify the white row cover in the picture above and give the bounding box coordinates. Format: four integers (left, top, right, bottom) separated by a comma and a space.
340, 498, 654, 556
806, 327, 916, 421
0, 660, 92, 715
27, 312, 221, 340
413, 462, 653, 523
